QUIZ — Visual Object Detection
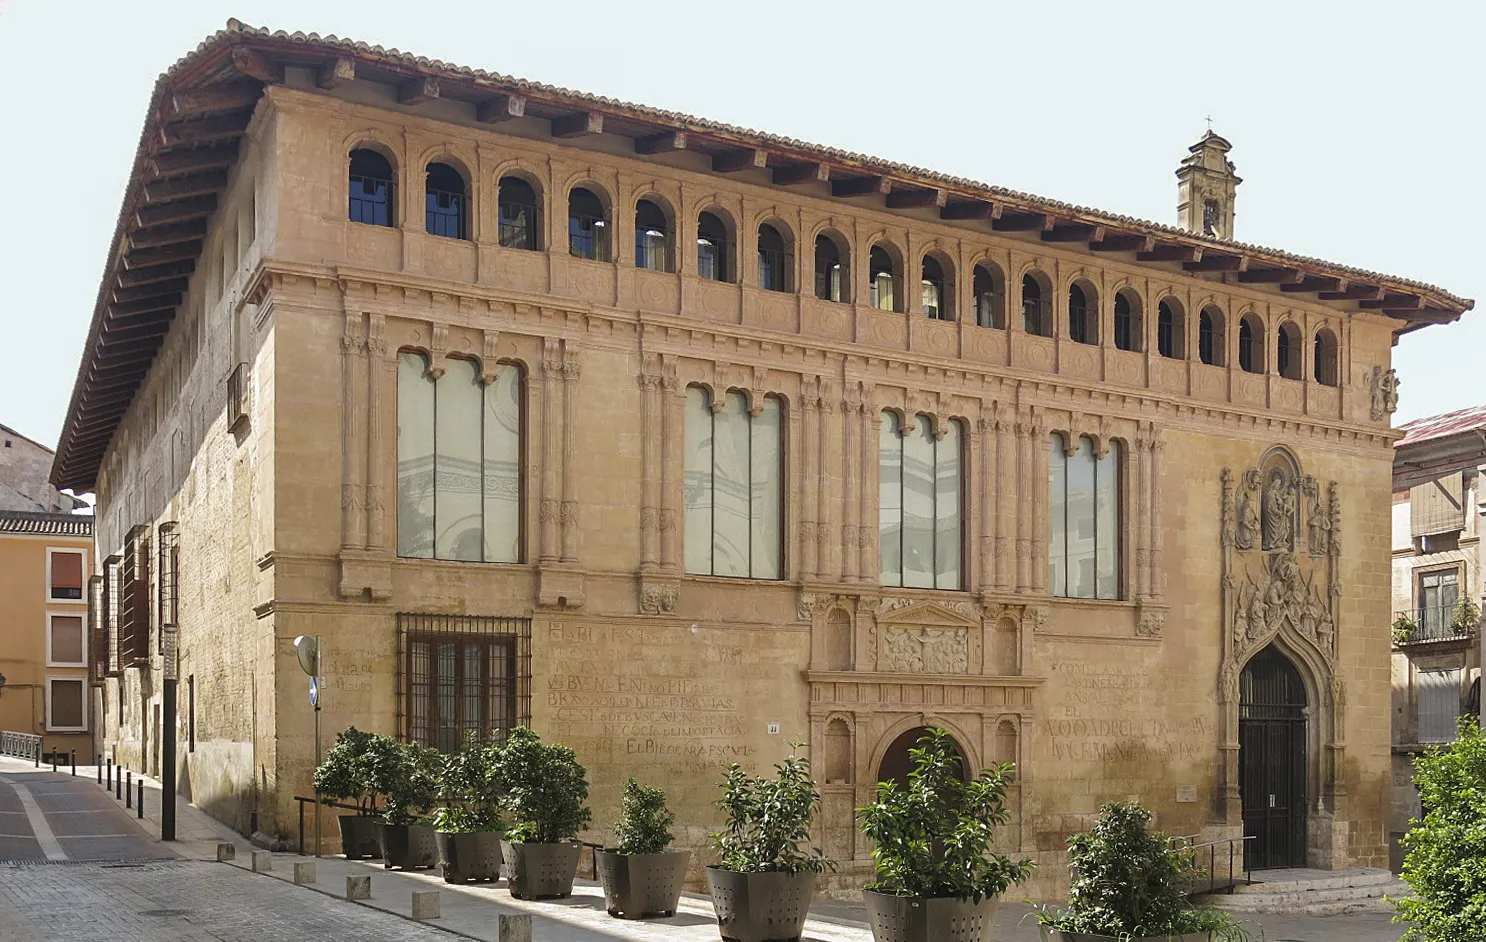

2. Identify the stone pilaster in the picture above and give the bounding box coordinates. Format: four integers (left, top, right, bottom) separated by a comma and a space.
560, 343, 581, 563
339, 311, 365, 552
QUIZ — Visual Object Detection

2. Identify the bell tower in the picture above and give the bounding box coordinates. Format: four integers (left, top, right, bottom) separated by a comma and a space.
1177, 130, 1241, 240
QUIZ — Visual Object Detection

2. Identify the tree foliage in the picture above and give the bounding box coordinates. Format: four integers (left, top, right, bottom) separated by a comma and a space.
357, 735, 439, 826
614, 777, 676, 855
496, 726, 592, 844
710, 745, 833, 874
1394, 716, 1486, 942
312, 727, 380, 815
431, 730, 505, 834
857, 728, 1034, 902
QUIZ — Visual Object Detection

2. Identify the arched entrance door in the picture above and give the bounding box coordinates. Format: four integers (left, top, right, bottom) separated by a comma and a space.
1240, 646, 1308, 869
876, 727, 967, 787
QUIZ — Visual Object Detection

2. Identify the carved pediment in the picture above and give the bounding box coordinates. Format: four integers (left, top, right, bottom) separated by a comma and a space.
874, 597, 979, 628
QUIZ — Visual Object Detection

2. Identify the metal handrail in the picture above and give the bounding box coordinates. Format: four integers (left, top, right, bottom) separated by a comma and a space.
1, 730, 43, 765
1173, 834, 1255, 895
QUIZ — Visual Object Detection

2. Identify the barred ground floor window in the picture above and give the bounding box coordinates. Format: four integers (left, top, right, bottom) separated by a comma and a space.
397, 614, 531, 752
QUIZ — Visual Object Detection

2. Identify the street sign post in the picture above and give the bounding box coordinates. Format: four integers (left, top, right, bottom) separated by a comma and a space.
293, 635, 322, 857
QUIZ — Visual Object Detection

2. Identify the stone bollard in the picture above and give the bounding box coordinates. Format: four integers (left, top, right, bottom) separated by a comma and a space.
411, 889, 441, 921
345, 875, 372, 901
293, 861, 316, 885
216, 843, 236, 862
497, 913, 532, 942
250, 851, 272, 873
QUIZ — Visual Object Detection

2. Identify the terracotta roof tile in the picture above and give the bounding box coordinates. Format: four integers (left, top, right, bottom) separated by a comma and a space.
0, 511, 94, 537
1395, 405, 1486, 448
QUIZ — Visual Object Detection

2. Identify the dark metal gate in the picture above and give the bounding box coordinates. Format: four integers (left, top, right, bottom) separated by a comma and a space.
1239, 646, 1308, 869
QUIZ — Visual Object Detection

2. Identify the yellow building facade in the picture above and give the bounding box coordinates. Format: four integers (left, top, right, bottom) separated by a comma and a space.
52, 22, 1473, 896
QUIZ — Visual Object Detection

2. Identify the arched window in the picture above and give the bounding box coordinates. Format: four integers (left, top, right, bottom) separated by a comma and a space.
1049, 433, 1121, 599
425, 162, 468, 239
634, 198, 670, 272
870, 244, 899, 312
1113, 290, 1141, 352
349, 148, 394, 227
921, 255, 950, 320
879, 412, 962, 589
1022, 274, 1050, 336
973, 264, 1003, 329
1313, 327, 1339, 387
697, 210, 734, 282
757, 223, 791, 292
1157, 299, 1185, 359
814, 233, 847, 302
568, 187, 609, 261
1239, 314, 1265, 374
1068, 283, 1095, 345
496, 176, 539, 250
1277, 321, 1302, 379
684, 388, 782, 578
1199, 306, 1225, 366
397, 353, 523, 563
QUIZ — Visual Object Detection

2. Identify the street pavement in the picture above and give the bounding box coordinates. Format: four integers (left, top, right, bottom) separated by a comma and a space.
0, 757, 1411, 941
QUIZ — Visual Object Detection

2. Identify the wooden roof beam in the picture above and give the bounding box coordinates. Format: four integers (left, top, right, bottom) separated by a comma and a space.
150, 143, 239, 176
832, 175, 890, 198
712, 149, 767, 173
1236, 267, 1305, 284
993, 211, 1054, 232
398, 77, 440, 106
476, 94, 525, 123
121, 241, 202, 270
1360, 294, 1423, 310
773, 162, 829, 186
1282, 275, 1343, 293
129, 220, 207, 250
1184, 254, 1247, 272
1319, 285, 1382, 301
231, 47, 279, 83
1089, 233, 1154, 253
635, 131, 686, 155
551, 112, 602, 138
160, 111, 253, 147
143, 170, 228, 204
940, 199, 999, 221
1391, 308, 1456, 323
110, 295, 181, 317
886, 187, 947, 209
136, 194, 217, 228
316, 57, 356, 90
117, 260, 195, 288
1138, 244, 1201, 263
167, 82, 261, 118
113, 279, 189, 304
1042, 223, 1104, 244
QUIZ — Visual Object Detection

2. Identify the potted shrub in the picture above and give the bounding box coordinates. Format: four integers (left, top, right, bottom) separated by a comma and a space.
1393, 614, 1420, 646
857, 728, 1035, 942
366, 736, 440, 870
432, 731, 505, 884
1450, 597, 1481, 633
312, 727, 382, 859
496, 726, 592, 899
595, 778, 691, 919
706, 745, 834, 942
1033, 801, 1249, 941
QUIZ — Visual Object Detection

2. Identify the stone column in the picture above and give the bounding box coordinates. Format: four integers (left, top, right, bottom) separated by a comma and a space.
1150, 437, 1165, 600
364, 314, 388, 552
539, 339, 562, 563
841, 387, 859, 583
659, 362, 680, 572
560, 344, 581, 563
816, 386, 835, 581
1031, 415, 1048, 593
800, 379, 819, 580
977, 415, 995, 593
862, 406, 881, 583
1134, 427, 1151, 600
638, 358, 661, 569
1014, 418, 1031, 592
339, 311, 366, 552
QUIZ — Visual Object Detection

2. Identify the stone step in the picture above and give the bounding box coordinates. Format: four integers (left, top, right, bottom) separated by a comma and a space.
1197, 873, 1411, 916
1228, 867, 1397, 895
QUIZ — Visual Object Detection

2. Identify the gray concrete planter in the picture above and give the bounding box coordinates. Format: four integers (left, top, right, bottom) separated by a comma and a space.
436, 830, 504, 883
337, 815, 382, 860
864, 889, 1000, 942
502, 840, 581, 900
377, 822, 438, 870
705, 867, 816, 942
1039, 928, 1214, 942
594, 848, 691, 919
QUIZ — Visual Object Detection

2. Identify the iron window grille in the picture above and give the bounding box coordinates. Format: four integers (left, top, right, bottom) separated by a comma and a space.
88, 575, 107, 683
349, 171, 394, 227
396, 614, 531, 752
425, 186, 467, 239
158, 521, 179, 637
104, 554, 122, 676
569, 213, 608, 261
120, 526, 151, 667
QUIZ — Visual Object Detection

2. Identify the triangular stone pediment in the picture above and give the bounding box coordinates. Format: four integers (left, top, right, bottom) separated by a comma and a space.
875, 597, 979, 628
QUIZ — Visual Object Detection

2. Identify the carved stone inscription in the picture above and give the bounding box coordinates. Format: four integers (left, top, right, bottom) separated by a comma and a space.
1044, 660, 1208, 764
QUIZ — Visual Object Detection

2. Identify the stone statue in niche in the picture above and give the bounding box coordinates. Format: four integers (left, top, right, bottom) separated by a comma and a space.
1235, 469, 1261, 551
882, 626, 969, 674
1303, 477, 1330, 557
1370, 367, 1401, 421
1262, 469, 1296, 552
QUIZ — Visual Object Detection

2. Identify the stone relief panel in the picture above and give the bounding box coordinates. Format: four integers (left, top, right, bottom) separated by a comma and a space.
882, 625, 970, 674
1368, 366, 1399, 421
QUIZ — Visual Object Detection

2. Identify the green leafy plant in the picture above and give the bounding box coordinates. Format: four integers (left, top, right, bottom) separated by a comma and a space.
613, 778, 676, 855
1394, 615, 1420, 646
858, 728, 1034, 902
496, 726, 591, 844
1032, 801, 1248, 941
361, 736, 440, 826
313, 727, 381, 815
1393, 716, 1486, 941
1450, 597, 1481, 633
431, 730, 504, 834
709, 744, 833, 874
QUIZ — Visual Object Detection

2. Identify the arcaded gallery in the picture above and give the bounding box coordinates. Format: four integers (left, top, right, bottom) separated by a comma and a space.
52, 22, 1472, 895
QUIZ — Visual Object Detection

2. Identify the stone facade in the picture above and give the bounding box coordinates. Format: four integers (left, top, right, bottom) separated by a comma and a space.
63, 29, 1472, 899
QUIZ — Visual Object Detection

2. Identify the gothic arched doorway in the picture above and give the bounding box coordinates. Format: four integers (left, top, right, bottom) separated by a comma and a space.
876, 726, 967, 787
1240, 646, 1308, 869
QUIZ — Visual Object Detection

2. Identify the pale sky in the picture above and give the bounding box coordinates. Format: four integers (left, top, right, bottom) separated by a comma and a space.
1, 0, 1481, 455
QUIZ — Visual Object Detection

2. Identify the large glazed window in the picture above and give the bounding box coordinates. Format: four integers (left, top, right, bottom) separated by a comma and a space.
568, 187, 609, 261
684, 388, 783, 579
1049, 433, 1121, 600
879, 413, 962, 590
634, 198, 671, 271
397, 353, 522, 563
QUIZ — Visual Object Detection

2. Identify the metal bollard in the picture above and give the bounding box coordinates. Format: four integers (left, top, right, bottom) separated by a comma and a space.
125, 771, 132, 808
96, 755, 102, 785
51, 751, 58, 773
137, 779, 144, 819
70, 750, 76, 776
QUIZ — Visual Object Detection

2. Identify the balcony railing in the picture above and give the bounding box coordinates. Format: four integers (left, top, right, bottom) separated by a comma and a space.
1394, 603, 1480, 646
